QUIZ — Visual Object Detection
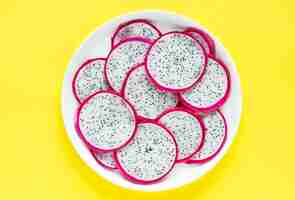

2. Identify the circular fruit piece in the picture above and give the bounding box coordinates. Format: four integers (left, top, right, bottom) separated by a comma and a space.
115, 121, 178, 184
180, 56, 230, 112
187, 110, 227, 164
157, 108, 205, 162
91, 150, 117, 170
122, 64, 178, 120
112, 19, 161, 46
185, 27, 215, 56
76, 91, 137, 152
105, 38, 151, 93
72, 58, 108, 103
145, 32, 207, 92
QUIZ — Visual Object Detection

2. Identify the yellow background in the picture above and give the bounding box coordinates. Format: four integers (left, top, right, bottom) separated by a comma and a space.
1, 0, 295, 199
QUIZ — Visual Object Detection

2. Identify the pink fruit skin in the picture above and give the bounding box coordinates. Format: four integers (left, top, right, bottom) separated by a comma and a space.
75, 90, 138, 152
144, 31, 208, 93
114, 121, 179, 185
121, 63, 179, 121
72, 58, 107, 104
184, 27, 216, 56
186, 110, 228, 164
89, 150, 117, 170
179, 55, 231, 113
156, 107, 205, 163
104, 37, 153, 94
111, 19, 162, 47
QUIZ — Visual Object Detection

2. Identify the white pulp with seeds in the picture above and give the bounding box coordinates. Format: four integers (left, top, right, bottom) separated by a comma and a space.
181, 57, 229, 109
94, 152, 116, 169
146, 32, 206, 91
113, 21, 160, 46
190, 111, 226, 161
116, 122, 177, 183
123, 65, 177, 119
78, 92, 136, 151
105, 39, 150, 92
74, 59, 108, 102
158, 110, 203, 161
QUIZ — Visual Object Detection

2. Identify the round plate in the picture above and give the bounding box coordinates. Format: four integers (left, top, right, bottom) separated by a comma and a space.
61, 10, 242, 192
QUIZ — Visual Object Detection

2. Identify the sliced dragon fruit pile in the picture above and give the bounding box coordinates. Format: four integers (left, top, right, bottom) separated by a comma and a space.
71, 19, 232, 184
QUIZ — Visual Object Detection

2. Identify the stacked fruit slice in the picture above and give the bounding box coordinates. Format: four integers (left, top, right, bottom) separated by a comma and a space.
71, 19, 231, 184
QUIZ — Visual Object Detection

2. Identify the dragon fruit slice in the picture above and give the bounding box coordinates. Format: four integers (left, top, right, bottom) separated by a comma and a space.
187, 110, 227, 164
72, 58, 108, 103
105, 38, 151, 93
157, 108, 205, 162
122, 64, 177, 120
180, 56, 231, 112
145, 32, 207, 92
185, 27, 215, 56
112, 19, 161, 46
114, 121, 177, 184
76, 91, 137, 152
91, 150, 117, 170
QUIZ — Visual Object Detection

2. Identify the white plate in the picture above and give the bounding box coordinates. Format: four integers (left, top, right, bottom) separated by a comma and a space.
61, 10, 242, 192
